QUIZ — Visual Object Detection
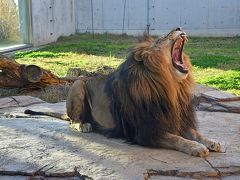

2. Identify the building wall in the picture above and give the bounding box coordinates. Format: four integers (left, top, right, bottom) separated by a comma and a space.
75, 0, 240, 37
29, 0, 240, 46
30, 0, 75, 46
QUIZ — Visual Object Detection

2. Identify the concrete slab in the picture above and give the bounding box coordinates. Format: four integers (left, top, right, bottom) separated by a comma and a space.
202, 90, 236, 99
195, 86, 240, 114
0, 96, 44, 109
0, 96, 240, 179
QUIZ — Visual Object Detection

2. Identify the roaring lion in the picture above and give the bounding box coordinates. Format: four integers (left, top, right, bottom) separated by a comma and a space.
65, 27, 222, 157
26, 28, 222, 157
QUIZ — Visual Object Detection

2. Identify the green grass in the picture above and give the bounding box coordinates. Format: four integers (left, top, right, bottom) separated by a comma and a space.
15, 34, 134, 77
15, 33, 240, 96
184, 37, 240, 95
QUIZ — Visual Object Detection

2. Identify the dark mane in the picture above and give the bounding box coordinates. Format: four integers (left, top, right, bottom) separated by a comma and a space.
105, 39, 197, 146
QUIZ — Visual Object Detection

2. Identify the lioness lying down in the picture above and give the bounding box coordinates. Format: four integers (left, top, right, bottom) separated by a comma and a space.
27, 28, 223, 157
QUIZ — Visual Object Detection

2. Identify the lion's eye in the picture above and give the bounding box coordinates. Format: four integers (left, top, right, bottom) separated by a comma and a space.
156, 39, 162, 44
168, 34, 174, 40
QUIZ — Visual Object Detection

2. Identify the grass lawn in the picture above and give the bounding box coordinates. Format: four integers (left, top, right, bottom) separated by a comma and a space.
15, 33, 240, 96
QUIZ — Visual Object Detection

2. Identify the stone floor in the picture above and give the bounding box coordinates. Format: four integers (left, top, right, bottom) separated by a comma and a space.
0, 88, 239, 179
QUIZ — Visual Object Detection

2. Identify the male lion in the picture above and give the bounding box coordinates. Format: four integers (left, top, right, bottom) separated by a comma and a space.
66, 28, 223, 157
31, 28, 223, 157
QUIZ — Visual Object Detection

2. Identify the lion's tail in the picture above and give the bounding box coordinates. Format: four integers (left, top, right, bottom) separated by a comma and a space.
24, 109, 70, 121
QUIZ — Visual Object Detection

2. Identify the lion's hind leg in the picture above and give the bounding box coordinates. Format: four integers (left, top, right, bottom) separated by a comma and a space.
158, 133, 209, 157
182, 128, 222, 152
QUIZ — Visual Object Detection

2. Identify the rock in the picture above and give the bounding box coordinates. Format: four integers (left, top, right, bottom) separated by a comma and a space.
0, 96, 240, 179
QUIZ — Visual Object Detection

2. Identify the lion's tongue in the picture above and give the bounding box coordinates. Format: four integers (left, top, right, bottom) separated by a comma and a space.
175, 60, 188, 71
172, 49, 187, 71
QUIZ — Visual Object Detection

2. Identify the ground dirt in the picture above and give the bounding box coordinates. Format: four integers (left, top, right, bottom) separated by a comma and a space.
0, 86, 239, 180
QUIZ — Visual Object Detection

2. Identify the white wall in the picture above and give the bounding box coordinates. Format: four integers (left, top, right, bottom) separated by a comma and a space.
31, 0, 75, 46
29, 0, 240, 46
75, 0, 240, 37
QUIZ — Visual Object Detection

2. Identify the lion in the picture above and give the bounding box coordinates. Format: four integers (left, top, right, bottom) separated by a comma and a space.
65, 27, 223, 157
26, 28, 222, 157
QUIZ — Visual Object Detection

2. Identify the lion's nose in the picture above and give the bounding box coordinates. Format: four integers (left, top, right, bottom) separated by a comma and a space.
175, 27, 182, 31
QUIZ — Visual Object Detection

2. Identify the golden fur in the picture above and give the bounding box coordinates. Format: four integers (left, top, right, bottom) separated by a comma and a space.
66, 28, 222, 157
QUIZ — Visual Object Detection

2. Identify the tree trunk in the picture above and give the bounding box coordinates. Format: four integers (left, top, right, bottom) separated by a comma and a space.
0, 55, 75, 90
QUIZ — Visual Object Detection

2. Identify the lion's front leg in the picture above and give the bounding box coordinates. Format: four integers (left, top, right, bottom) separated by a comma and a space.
67, 79, 93, 133
158, 133, 209, 157
182, 128, 222, 152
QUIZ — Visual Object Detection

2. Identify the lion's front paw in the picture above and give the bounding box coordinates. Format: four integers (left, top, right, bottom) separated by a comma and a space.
208, 141, 221, 152
191, 143, 209, 158
69, 122, 92, 133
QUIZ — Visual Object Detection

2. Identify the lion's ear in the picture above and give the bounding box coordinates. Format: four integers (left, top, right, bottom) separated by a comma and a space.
134, 50, 150, 62
134, 54, 144, 62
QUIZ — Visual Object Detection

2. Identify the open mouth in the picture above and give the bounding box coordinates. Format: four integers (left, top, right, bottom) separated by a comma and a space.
171, 33, 188, 74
